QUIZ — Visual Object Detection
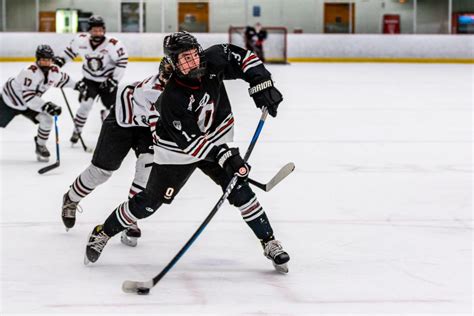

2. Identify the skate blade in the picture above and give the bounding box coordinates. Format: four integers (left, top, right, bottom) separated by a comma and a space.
84, 254, 90, 265
121, 233, 138, 247
273, 262, 289, 274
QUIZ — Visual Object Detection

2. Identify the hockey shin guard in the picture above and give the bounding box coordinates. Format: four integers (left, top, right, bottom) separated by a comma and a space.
74, 98, 94, 132
103, 192, 163, 237
238, 196, 274, 242
35, 113, 53, 145
128, 153, 153, 199
68, 164, 113, 202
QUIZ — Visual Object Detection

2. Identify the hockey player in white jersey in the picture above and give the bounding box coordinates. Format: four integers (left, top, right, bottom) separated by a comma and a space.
61, 58, 172, 247
0, 45, 82, 161
54, 15, 128, 144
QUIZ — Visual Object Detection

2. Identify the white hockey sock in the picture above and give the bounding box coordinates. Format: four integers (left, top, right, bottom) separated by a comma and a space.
35, 113, 53, 145
74, 98, 94, 132
68, 164, 113, 202
128, 153, 153, 199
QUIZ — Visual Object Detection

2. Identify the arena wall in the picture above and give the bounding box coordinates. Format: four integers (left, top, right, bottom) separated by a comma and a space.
0, 33, 472, 63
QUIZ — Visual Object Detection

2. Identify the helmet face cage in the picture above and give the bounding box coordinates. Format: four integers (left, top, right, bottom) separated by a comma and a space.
163, 32, 205, 78
88, 15, 106, 43
36, 45, 54, 72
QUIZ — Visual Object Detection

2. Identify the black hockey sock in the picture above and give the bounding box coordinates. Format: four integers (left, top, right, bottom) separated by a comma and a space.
237, 196, 274, 242
103, 202, 138, 237
245, 211, 274, 243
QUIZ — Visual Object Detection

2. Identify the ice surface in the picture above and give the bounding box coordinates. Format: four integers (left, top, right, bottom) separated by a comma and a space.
0, 61, 472, 315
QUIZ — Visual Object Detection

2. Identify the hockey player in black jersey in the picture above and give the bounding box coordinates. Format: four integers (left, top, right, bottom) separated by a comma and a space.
85, 32, 290, 273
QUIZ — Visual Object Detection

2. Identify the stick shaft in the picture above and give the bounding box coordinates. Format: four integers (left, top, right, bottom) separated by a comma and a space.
151, 108, 269, 286
60, 88, 89, 152
38, 115, 60, 174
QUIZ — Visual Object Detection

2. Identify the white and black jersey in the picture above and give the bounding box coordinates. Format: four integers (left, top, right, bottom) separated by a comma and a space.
1, 64, 75, 112
154, 44, 269, 165
60, 33, 128, 83
115, 75, 163, 128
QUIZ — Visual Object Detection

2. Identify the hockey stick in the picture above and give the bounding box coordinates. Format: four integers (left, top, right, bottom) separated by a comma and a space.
38, 115, 60, 174
122, 108, 270, 295
248, 162, 295, 192
60, 88, 93, 153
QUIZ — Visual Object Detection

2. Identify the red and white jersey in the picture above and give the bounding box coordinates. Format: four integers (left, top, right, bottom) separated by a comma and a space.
115, 75, 163, 128
61, 33, 128, 83
1, 64, 75, 111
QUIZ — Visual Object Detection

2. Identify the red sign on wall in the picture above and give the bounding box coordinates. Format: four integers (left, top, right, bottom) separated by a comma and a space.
383, 14, 400, 34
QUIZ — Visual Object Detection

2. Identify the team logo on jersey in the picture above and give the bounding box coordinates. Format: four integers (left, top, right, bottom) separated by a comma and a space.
173, 120, 182, 131
86, 55, 104, 71
195, 93, 215, 132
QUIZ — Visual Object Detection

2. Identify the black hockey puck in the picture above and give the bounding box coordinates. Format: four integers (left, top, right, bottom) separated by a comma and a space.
136, 287, 150, 295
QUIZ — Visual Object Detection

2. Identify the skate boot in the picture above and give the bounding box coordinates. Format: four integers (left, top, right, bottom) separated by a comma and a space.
61, 192, 79, 231
262, 239, 290, 273
34, 136, 50, 162
70, 130, 81, 144
120, 223, 142, 247
84, 225, 110, 265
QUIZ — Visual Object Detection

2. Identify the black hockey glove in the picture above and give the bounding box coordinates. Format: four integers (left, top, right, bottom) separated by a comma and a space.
42, 101, 62, 116
53, 56, 66, 68
249, 79, 283, 117
216, 147, 250, 181
100, 78, 118, 93
74, 80, 89, 102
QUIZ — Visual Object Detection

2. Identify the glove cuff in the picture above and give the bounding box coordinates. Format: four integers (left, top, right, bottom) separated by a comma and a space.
248, 79, 273, 96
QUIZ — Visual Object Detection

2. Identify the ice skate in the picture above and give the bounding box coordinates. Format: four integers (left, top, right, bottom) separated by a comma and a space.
70, 130, 81, 144
61, 192, 79, 231
34, 136, 50, 162
120, 223, 141, 247
263, 239, 290, 273
84, 225, 110, 265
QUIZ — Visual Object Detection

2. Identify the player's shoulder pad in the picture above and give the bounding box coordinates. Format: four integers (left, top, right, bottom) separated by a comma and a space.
73, 33, 89, 44
50, 65, 60, 73
203, 44, 231, 63
77, 33, 89, 40
25, 64, 39, 74
108, 37, 120, 46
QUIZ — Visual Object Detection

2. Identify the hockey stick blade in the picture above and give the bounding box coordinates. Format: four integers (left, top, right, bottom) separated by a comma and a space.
248, 162, 295, 192
38, 162, 60, 174
122, 279, 154, 295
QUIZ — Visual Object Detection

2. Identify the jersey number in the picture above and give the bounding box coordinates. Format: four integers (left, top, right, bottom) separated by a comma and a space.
117, 48, 125, 57
24, 78, 32, 87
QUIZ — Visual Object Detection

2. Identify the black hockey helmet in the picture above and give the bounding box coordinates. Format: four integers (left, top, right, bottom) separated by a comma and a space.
35, 44, 54, 60
163, 31, 205, 78
88, 15, 105, 30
